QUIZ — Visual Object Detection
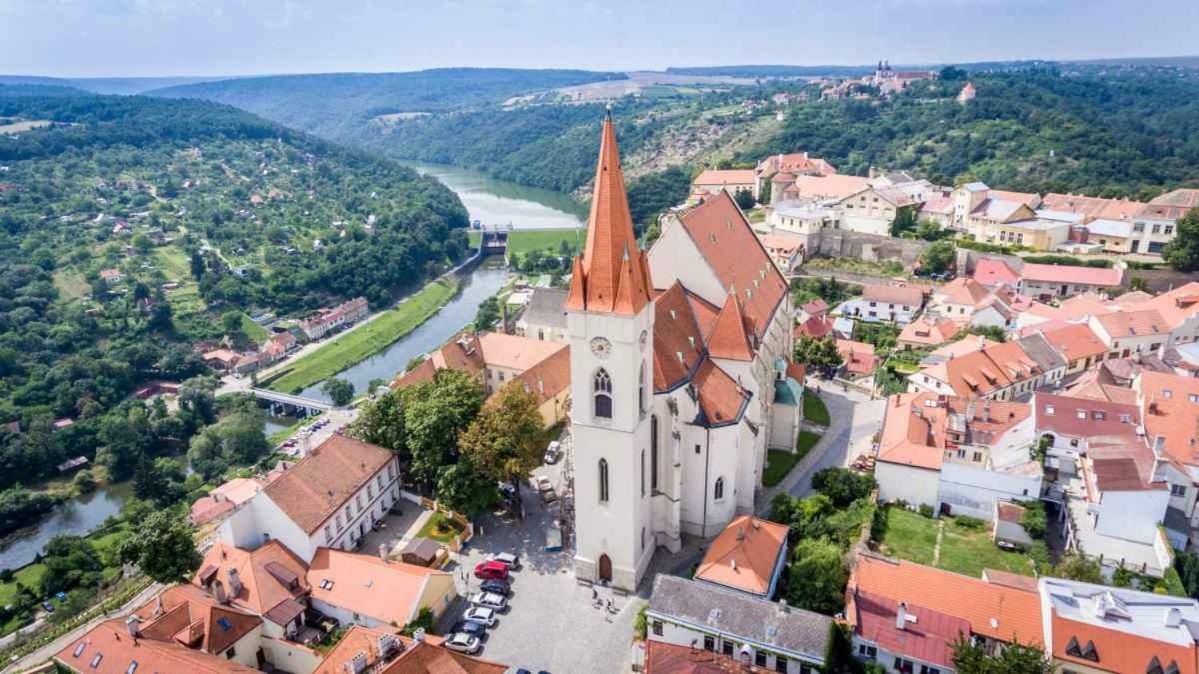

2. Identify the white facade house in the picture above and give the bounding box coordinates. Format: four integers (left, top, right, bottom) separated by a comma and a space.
567, 116, 800, 591
218, 436, 401, 562
838, 283, 925, 325
646, 575, 830, 674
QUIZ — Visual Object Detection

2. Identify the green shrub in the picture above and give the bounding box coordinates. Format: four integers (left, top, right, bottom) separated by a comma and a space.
953, 515, 986, 530
918, 504, 934, 518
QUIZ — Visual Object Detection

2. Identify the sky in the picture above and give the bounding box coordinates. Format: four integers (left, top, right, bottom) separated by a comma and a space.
1, 0, 1197, 78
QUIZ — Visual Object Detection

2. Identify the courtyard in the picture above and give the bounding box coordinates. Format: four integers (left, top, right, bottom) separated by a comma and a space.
875, 506, 1038, 578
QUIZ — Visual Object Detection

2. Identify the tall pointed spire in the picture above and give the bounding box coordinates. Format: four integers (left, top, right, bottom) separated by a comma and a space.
566, 113, 652, 315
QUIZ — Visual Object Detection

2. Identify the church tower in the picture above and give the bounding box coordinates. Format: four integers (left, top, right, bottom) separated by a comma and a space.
566, 111, 656, 591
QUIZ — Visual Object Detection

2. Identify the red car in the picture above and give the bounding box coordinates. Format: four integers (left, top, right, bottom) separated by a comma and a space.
474, 560, 509, 580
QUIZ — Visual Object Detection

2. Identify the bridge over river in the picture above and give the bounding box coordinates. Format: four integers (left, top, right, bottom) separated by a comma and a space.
250, 387, 332, 416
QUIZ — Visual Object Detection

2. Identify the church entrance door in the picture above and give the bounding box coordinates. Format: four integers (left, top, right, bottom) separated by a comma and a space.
598, 554, 612, 583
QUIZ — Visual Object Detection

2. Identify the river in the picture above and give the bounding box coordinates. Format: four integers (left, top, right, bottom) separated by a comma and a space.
0, 162, 587, 571
292, 161, 585, 400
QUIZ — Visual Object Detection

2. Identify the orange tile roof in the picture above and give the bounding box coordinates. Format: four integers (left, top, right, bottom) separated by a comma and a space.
307, 547, 451, 626
836, 339, 877, 375
879, 392, 1032, 471
262, 435, 394, 534
707, 293, 754, 361
1041, 193, 1147, 221
692, 358, 751, 427
981, 569, 1038, 593
314, 625, 507, 674
863, 283, 925, 307
1094, 309, 1169, 340
566, 114, 653, 316
1126, 282, 1199, 332
693, 169, 757, 186
133, 584, 261, 656
1050, 612, 1196, 674
972, 258, 1020, 287
1041, 323, 1107, 362
644, 639, 771, 674
1140, 187, 1199, 220
675, 191, 788, 340
512, 344, 571, 403
652, 282, 708, 392
380, 639, 508, 674
1022, 293, 1115, 323
790, 174, 869, 200
898, 315, 961, 347
944, 348, 1013, 397
1020, 263, 1123, 287
477, 332, 567, 371
694, 516, 789, 596
1137, 371, 1199, 466
847, 555, 1042, 645
56, 617, 258, 674
936, 277, 991, 306
193, 540, 309, 621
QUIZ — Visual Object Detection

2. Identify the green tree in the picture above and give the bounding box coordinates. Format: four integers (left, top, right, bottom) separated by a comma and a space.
952, 636, 1053, 673
355, 389, 407, 455
890, 206, 918, 237
794, 335, 843, 377
733, 189, 756, 211
119, 511, 201, 584
811, 467, 875, 507
1164, 209, 1199, 272
72, 469, 96, 494
458, 381, 544, 495
400, 369, 484, 490
221, 310, 245, 341
96, 405, 155, 481
785, 538, 847, 614
1053, 554, 1103, 583
474, 296, 501, 331
919, 240, 957, 275
436, 457, 500, 519
39, 536, 103, 596
322, 378, 356, 407
189, 250, 205, 280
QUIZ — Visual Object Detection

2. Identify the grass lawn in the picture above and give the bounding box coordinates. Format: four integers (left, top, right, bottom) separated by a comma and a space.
877, 507, 1035, 578
417, 511, 464, 544
761, 431, 823, 487
267, 278, 459, 394
469, 228, 584, 257
153, 246, 192, 279
239, 313, 270, 343
52, 269, 91, 302
0, 564, 47, 606
796, 430, 821, 456
803, 391, 830, 426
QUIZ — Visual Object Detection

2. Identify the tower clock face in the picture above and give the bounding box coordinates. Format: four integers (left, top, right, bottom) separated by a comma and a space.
590, 337, 612, 359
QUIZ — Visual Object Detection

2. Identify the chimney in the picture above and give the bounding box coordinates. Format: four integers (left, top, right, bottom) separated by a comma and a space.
379, 543, 389, 562
227, 567, 243, 598
777, 599, 790, 616
213, 580, 228, 604
153, 592, 164, 618
868, 166, 878, 179
1166, 607, 1184, 628
125, 615, 141, 638
896, 602, 908, 630
413, 628, 426, 643
731, 559, 737, 571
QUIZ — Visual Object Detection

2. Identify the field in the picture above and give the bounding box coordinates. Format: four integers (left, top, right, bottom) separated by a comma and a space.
0, 119, 51, 135
267, 278, 459, 393
468, 228, 584, 257
239, 313, 270, 343
877, 507, 1036, 578
802, 391, 830, 426
52, 269, 91, 302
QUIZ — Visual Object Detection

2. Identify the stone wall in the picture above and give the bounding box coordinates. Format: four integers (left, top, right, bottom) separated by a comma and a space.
811, 230, 930, 266
1120, 268, 1199, 293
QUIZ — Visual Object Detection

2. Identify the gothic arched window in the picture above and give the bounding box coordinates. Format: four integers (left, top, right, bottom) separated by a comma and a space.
640, 450, 645, 497
638, 362, 646, 415
714, 476, 725, 501
599, 458, 610, 502
650, 415, 659, 491
594, 368, 612, 419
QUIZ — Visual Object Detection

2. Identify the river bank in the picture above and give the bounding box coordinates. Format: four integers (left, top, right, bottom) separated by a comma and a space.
266, 277, 461, 394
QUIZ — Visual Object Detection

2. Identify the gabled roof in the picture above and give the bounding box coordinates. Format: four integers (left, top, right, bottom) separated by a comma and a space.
477, 332, 567, 372
707, 293, 754, 361
56, 617, 258, 674
1040, 323, 1108, 362
513, 345, 571, 404
936, 277, 991, 307
652, 282, 709, 392
314, 625, 508, 674
518, 287, 568, 330
1140, 187, 1199, 220
694, 516, 789, 597
1020, 263, 1123, 288
847, 554, 1042, 645
693, 169, 757, 186
691, 358, 751, 428
133, 584, 261, 656
193, 540, 309, 622
1033, 393, 1142, 447
836, 339, 877, 376
1136, 371, 1199, 466
898, 315, 961, 347
862, 283, 924, 307
790, 174, 870, 201
1093, 309, 1169, 340
566, 113, 653, 315
852, 590, 968, 668
261, 435, 394, 534
307, 547, 451, 627
972, 258, 1020, 288
674, 191, 788, 340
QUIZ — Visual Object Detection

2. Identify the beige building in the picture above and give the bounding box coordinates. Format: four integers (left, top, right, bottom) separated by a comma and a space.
691, 169, 758, 201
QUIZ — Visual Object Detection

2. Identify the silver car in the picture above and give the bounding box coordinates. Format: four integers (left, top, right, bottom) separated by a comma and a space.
445, 632, 481, 654
470, 592, 507, 610
463, 606, 496, 626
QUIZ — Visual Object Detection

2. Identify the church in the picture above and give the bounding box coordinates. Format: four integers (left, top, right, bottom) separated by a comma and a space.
567, 112, 803, 591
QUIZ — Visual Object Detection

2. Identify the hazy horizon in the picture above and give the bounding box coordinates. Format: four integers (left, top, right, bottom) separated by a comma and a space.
2, 0, 1198, 79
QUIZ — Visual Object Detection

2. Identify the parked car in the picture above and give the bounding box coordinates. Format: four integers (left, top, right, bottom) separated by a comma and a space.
452, 620, 487, 637
489, 552, 520, 569
474, 560, 509, 580
470, 592, 507, 610
498, 482, 517, 499
480, 579, 510, 597
42, 601, 54, 613
445, 632, 481, 654
543, 441, 561, 464
463, 606, 496, 627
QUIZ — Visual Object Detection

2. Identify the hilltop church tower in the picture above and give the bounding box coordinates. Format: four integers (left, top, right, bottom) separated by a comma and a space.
566, 111, 657, 591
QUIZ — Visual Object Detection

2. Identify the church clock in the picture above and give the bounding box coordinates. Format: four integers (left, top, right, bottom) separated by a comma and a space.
589, 336, 612, 359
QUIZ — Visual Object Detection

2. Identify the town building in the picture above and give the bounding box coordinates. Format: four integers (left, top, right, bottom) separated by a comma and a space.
306, 547, 457, 629
844, 554, 1043, 674
835, 185, 920, 237
261, 331, 298, 363
1088, 309, 1170, 359
970, 257, 1021, 289
1038, 323, 1108, 375
312, 625, 506, 674
515, 287, 569, 342
836, 339, 878, 379
874, 393, 1040, 517
839, 283, 926, 325
907, 337, 1060, 402
568, 115, 801, 591
897, 315, 961, 350
956, 81, 976, 103
299, 297, 369, 341
1017, 263, 1124, 301
692, 169, 759, 202
217, 435, 401, 562
693, 516, 790, 599
190, 477, 267, 525
1130, 187, 1199, 254
646, 575, 831, 674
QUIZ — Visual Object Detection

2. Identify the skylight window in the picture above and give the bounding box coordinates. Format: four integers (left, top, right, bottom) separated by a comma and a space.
90, 653, 103, 669
217, 617, 233, 632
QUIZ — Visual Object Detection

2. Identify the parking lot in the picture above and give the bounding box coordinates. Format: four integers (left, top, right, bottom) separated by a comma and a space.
441, 446, 640, 674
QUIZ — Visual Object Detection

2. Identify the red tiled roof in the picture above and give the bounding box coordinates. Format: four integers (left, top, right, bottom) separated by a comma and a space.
567, 114, 653, 316
1139, 187, 1199, 221
692, 358, 750, 427
193, 540, 309, 620
1020, 263, 1123, 287
513, 345, 571, 404
1050, 611, 1197, 674
308, 547, 451, 627
56, 616, 258, 674
694, 516, 789, 596
847, 555, 1042, 645
1040, 323, 1107, 362
936, 277, 991, 306
1033, 393, 1141, 447
262, 435, 394, 534
1137, 371, 1199, 466
795, 314, 834, 339
898, 316, 960, 347
314, 625, 508, 674
972, 258, 1020, 288
675, 191, 788, 340
693, 169, 757, 186
644, 639, 769, 674
707, 293, 754, 361
836, 339, 877, 375
652, 282, 708, 392
853, 590, 968, 668
1093, 309, 1169, 340
134, 584, 261, 655
863, 283, 924, 307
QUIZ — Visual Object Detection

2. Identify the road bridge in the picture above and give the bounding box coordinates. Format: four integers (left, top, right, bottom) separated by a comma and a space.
249, 387, 332, 416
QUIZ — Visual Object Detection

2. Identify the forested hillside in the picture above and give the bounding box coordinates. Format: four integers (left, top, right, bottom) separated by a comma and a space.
744, 68, 1199, 199
0, 87, 468, 486
149, 68, 624, 144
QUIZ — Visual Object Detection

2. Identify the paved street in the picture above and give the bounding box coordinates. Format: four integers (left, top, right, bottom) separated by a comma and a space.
759, 382, 885, 511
